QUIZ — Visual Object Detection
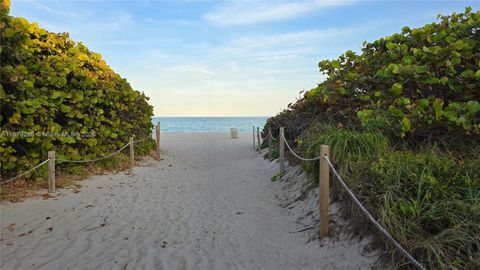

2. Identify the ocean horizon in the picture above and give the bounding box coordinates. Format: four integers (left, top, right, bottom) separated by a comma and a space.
151, 116, 269, 133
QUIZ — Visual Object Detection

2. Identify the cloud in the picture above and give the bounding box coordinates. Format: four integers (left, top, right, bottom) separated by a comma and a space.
25, 0, 88, 19
228, 28, 360, 48
204, 0, 355, 26
128, 21, 372, 115
163, 64, 215, 75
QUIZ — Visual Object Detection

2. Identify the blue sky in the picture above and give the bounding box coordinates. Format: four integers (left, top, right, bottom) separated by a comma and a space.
10, 0, 479, 116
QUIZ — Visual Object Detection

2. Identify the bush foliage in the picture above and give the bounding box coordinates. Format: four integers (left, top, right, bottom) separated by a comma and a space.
0, 1, 154, 177
264, 7, 480, 269
298, 126, 480, 269
266, 7, 479, 141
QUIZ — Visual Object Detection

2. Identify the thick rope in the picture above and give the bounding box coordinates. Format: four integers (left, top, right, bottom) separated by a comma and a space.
56, 142, 131, 164
324, 156, 426, 270
269, 130, 279, 140
281, 133, 320, 161
0, 159, 50, 185
132, 136, 151, 143
2, 133, 151, 185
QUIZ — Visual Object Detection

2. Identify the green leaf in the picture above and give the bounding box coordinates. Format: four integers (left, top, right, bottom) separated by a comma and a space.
460, 70, 475, 78
417, 99, 429, 108
375, 69, 384, 78
392, 64, 400, 74
466, 101, 480, 115
398, 97, 410, 105
52, 91, 62, 99
386, 42, 396, 50
87, 138, 97, 147
357, 109, 373, 125
360, 95, 370, 101
453, 40, 464, 50
24, 80, 34, 89
60, 104, 71, 113
401, 117, 411, 132
4, 28, 16, 38
444, 111, 458, 121
422, 46, 431, 53
433, 99, 443, 120
390, 83, 403, 96
331, 60, 340, 69
9, 112, 21, 124
21, 107, 36, 114
415, 65, 429, 74
456, 117, 466, 125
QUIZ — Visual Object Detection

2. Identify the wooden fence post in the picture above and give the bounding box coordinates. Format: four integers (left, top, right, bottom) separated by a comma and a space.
48, 151, 55, 193
156, 122, 161, 160
279, 127, 285, 175
268, 127, 272, 159
319, 144, 330, 238
130, 136, 135, 167
252, 126, 256, 150
256, 127, 261, 151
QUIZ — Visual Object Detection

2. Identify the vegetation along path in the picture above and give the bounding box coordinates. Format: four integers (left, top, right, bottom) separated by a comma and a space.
0, 133, 377, 270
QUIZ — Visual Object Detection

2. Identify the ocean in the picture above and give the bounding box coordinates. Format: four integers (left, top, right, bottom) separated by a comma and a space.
151, 117, 269, 133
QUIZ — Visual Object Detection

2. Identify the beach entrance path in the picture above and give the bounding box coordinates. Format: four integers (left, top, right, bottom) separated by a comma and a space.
1, 133, 374, 270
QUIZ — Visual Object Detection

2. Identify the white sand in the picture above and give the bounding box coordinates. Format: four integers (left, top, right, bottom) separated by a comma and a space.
1, 133, 379, 270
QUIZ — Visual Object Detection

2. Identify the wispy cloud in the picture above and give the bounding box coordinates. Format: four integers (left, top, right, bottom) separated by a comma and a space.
227, 27, 361, 49
26, 0, 89, 19
204, 0, 355, 26
163, 64, 215, 75
12, 0, 466, 116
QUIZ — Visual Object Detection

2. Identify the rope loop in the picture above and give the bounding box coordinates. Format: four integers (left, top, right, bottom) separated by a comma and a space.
281, 132, 320, 161
269, 130, 279, 140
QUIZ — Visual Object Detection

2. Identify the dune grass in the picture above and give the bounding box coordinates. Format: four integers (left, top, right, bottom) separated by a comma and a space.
285, 123, 480, 269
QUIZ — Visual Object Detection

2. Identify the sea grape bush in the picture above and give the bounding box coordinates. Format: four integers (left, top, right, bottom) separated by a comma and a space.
0, 1, 154, 177
300, 8, 479, 139
263, 7, 480, 269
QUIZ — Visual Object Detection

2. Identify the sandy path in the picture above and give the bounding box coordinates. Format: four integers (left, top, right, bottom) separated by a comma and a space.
1, 133, 377, 270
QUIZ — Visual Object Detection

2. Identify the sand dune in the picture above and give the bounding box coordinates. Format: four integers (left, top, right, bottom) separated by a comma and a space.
1, 133, 379, 270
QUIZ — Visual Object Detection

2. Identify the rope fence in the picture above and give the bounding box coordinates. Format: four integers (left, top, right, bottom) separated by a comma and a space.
281, 132, 320, 162
254, 125, 426, 270
56, 142, 131, 164
132, 136, 151, 144
2, 123, 424, 269
269, 130, 279, 140
1, 123, 162, 192
0, 159, 50, 185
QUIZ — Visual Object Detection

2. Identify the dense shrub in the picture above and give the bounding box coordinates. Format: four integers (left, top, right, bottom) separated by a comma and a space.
0, 0, 154, 177
265, 8, 480, 142
264, 7, 480, 269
